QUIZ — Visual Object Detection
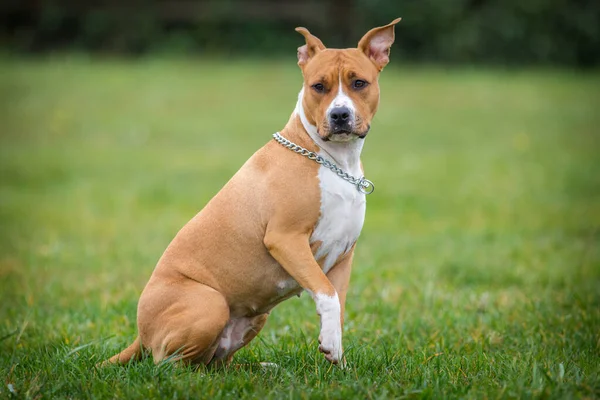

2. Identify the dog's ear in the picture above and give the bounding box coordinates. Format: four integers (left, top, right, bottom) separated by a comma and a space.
358, 18, 401, 71
295, 27, 326, 67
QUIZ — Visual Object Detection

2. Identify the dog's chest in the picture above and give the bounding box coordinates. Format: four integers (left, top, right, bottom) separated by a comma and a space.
310, 163, 366, 274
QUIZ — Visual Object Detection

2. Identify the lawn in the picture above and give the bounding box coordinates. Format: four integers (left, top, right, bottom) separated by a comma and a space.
0, 56, 599, 399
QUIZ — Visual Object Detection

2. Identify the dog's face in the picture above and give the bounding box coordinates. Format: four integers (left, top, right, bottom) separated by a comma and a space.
296, 19, 401, 142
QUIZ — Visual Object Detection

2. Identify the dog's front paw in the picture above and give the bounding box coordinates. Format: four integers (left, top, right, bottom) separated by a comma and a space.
318, 330, 343, 365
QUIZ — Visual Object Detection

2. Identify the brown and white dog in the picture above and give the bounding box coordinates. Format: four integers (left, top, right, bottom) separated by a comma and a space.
105, 18, 401, 367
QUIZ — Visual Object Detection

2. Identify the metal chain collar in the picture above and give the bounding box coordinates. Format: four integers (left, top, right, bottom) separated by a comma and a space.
272, 132, 375, 195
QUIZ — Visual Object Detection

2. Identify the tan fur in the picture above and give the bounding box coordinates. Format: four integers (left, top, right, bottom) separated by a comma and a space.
105, 18, 401, 367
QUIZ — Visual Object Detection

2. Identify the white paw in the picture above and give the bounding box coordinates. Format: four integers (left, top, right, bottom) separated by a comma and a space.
318, 329, 343, 364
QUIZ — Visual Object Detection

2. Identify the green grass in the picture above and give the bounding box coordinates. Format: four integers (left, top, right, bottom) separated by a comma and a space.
1, 56, 599, 399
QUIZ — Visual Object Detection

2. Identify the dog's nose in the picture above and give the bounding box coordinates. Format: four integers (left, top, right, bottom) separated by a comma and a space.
329, 107, 351, 125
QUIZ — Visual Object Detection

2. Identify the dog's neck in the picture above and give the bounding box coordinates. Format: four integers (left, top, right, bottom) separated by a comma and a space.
291, 87, 364, 172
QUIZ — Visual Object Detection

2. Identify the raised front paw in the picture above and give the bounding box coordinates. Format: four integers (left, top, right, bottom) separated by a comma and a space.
318, 330, 343, 364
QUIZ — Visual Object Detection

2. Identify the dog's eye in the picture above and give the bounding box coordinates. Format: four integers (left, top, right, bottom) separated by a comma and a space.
353, 80, 368, 89
312, 83, 325, 93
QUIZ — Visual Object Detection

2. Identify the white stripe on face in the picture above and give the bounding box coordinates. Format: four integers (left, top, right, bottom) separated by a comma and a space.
326, 74, 356, 122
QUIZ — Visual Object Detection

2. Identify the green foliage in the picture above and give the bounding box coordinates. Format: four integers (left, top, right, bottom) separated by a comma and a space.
4, 0, 600, 65
0, 57, 599, 399
359, 0, 600, 65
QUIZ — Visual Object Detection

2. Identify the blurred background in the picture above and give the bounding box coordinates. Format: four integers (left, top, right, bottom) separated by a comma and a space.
1, 1, 599, 397
1, 0, 599, 66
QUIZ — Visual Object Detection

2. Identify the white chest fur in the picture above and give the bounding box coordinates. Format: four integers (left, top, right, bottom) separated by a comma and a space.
294, 85, 367, 274
310, 158, 366, 274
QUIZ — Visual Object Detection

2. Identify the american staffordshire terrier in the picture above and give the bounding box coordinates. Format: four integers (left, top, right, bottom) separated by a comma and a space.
105, 18, 401, 367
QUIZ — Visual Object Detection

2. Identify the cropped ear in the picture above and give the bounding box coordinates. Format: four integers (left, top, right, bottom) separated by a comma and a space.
295, 27, 326, 67
358, 18, 401, 71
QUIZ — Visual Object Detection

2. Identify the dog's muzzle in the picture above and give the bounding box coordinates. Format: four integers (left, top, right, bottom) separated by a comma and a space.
328, 106, 353, 134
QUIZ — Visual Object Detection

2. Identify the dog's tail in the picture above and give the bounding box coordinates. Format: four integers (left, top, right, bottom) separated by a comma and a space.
103, 336, 144, 366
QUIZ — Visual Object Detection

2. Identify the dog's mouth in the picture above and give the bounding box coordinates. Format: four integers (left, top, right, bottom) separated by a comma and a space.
321, 126, 370, 142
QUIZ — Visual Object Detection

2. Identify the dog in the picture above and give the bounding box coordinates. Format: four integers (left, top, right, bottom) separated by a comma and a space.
105, 18, 401, 367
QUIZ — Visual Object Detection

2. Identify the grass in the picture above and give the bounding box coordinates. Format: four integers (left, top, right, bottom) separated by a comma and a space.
0, 55, 599, 399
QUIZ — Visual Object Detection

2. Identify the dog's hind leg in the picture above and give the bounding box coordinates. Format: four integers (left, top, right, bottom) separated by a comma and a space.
137, 279, 230, 366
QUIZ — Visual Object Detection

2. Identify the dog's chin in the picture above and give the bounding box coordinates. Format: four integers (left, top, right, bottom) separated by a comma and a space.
325, 132, 356, 142
321, 127, 370, 142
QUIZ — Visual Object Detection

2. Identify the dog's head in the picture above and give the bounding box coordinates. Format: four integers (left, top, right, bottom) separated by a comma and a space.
296, 18, 401, 142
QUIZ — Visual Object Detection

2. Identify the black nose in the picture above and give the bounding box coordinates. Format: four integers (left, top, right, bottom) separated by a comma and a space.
329, 107, 351, 125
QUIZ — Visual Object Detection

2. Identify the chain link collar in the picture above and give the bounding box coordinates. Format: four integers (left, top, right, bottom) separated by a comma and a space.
272, 132, 375, 195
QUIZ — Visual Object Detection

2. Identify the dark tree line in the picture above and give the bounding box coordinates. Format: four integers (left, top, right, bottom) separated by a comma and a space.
1, 0, 598, 66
